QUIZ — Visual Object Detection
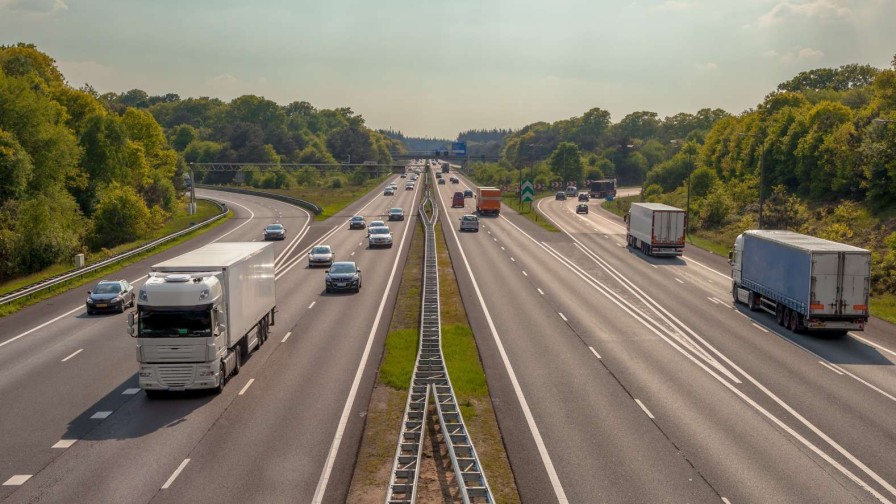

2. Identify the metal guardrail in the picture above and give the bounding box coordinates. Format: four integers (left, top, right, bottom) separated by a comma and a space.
195, 184, 323, 214
0, 199, 227, 307
386, 184, 492, 503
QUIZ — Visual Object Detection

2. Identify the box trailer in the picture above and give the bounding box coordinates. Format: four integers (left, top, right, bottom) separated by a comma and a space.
476, 187, 501, 216
589, 179, 617, 199
626, 202, 686, 256
730, 230, 870, 334
129, 242, 276, 396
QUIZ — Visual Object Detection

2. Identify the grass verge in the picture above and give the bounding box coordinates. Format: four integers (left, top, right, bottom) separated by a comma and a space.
501, 193, 559, 233
0, 200, 229, 318
871, 293, 896, 325
261, 175, 390, 221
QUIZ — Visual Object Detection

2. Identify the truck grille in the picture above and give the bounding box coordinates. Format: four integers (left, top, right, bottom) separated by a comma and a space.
157, 365, 195, 387
155, 345, 198, 362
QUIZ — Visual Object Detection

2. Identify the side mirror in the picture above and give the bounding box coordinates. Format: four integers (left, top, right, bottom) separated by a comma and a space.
87, 291, 91, 295
357, 268, 362, 273
324, 269, 329, 273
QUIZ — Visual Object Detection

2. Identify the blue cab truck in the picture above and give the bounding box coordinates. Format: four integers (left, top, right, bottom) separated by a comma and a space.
729, 230, 871, 334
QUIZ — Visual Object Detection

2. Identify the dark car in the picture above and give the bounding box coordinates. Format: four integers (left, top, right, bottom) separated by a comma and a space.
555, 191, 567, 200
576, 203, 589, 214
435, 172, 442, 178
263, 223, 286, 240
349, 215, 366, 229
450, 177, 459, 184
452, 191, 465, 208
388, 207, 405, 221
578, 193, 590, 202
325, 262, 362, 293
438, 178, 446, 185
86, 279, 135, 314
463, 189, 473, 198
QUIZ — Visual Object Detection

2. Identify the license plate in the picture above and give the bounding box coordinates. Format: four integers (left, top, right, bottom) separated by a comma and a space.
96, 304, 108, 308
336, 283, 346, 287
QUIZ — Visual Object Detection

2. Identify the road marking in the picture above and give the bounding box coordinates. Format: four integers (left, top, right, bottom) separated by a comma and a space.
635, 399, 655, 419
281, 331, 292, 343
712, 297, 726, 305
522, 271, 528, 277
850, 334, 896, 358
90, 411, 112, 419
537, 288, 545, 295
308, 302, 316, 309
161, 459, 190, 489
61, 349, 83, 362
707, 297, 719, 305
52, 439, 77, 449
651, 264, 658, 269
501, 246, 505, 250
737, 312, 749, 319
510, 257, 516, 262
751, 323, 769, 333
3, 475, 31, 486
238, 378, 255, 395
351, 251, 355, 256
819, 361, 844, 375
722, 498, 732, 504
493, 238, 497, 242
559, 312, 568, 322
675, 278, 684, 284
589, 346, 601, 359
616, 242, 624, 247
603, 235, 609, 238
0, 304, 84, 349
122, 388, 140, 395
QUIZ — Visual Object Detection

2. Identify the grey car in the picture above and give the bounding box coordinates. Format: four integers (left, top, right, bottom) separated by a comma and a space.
86, 280, 135, 314
325, 262, 362, 293
308, 245, 335, 267
263, 223, 286, 240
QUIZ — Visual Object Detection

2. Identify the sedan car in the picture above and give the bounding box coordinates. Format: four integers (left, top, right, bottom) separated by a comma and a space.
405, 183, 415, 191
86, 279, 135, 314
450, 177, 459, 184
400, 173, 407, 178
308, 245, 335, 267
263, 223, 286, 240
576, 203, 589, 214
459, 214, 480, 232
367, 226, 394, 248
463, 189, 474, 198
384, 187, 395, 196
555, 191, 567, 200
388, 207, 405, 221
369, 220, 386, 228
578, 193, 590, 202
325, 262, 362, 293
438, 178, 446, 185
349, 215, 366, 229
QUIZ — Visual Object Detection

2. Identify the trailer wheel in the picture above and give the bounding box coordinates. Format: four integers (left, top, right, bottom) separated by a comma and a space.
747, 292, 758, 311
775, 305, 785, 325
788, 311, 801, 333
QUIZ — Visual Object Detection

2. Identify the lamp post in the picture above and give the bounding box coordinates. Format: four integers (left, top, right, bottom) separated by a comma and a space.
738, 132, 766, 229
187, 163, 196, 215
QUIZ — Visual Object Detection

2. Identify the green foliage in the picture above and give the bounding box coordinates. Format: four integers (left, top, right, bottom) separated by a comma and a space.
12, 190, 86, 272
90, 183, 152, 248
548, 142, 584, 184
0, 129, 32, 202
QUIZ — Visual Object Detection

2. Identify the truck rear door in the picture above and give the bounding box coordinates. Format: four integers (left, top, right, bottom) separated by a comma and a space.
653, 211, 683, 244
810, 252, 870, 316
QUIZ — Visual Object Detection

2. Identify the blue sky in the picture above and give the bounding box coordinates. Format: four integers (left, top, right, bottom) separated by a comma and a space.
2, 0, 895, 138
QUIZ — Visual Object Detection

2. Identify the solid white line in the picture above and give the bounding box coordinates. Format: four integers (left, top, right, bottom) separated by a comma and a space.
161, 459, 190, 489
3, 475, 31, 486
122, 388, 140, 395
850, 334, 896, 358
707, 297, 719, 305
522, 271, 528, 277
819, 361, 845, 376
0, 304, 84, 349
90, 411, 111, 419
675, 278, 685, 284
559, 312, 568, 322
206, 197, 255, 243
510, 257, 516, 262
308, 302, 316, 309
537, 288, 545, 295
751, 323, 769, 333
651, 264, 658, 269
61, 349, 83, 362
737, 312, 749, 319
52, 439, 77, 449
238, 378, 255, 395
722, 498, 732, 504
281, 331, 292, 343
312, 183, 420, 503
589, 346, 602, 359
635, 399, 655, 419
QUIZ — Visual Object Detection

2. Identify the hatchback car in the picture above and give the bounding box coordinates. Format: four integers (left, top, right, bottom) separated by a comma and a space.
405, 183, 415, 190
450, 177, 459, 184
263, 223, 286, 240
349, 216, 366, 229
384, 187, 395, 196
308, 245, 335, 267
400, 173, 407, 178
578, 193, 590, 202
86, 279, 135, 314
576, 203, 589, 214
555, 191, 567, 200
326, 262, 362, 293
438, 178, 446, 185
388, 207, 405, 221
459, 214, 480, 232
463, 189, 474, 198
367, 226, 394, 248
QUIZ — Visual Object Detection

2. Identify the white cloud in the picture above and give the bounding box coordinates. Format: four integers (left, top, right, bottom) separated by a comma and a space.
758, 0, 851, 28
695, 62, 718, 71
0, 0, 68, 14
762, 47, 825, 64
797, 47, 824, 60
651, 0, 697, 12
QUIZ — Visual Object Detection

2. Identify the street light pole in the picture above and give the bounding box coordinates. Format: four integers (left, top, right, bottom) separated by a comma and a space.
738, 132, 766, 229
685, 150, 692, 238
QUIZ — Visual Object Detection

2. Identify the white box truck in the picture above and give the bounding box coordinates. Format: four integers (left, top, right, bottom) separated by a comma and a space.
625, 202, 686, 256
730, 230, 871, 334
129, 242, 276, 397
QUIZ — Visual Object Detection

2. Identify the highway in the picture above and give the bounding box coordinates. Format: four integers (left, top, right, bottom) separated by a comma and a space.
0, 173, 421, 503
435, 173, 896, 503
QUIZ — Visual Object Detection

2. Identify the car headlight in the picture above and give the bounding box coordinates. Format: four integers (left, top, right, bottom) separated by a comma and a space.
111, 296, 121, 303
86, 298, 95, 304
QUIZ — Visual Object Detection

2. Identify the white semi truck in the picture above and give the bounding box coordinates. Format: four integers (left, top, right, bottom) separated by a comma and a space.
625, 202, 686, 256
129, 242, 276, 397
730, 230, 871, 334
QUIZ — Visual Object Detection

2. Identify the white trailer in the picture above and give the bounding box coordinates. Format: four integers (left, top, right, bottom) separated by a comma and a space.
129, 242, 276, 396
730, 230, 871, 334
626, 202, 686, 256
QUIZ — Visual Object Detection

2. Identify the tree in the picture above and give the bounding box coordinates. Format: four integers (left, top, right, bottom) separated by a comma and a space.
13, 189, 85, 273
326, 126, 375, 163
90, 183, 152, 248
0, 129, 32, 203
548, 142, 584, 185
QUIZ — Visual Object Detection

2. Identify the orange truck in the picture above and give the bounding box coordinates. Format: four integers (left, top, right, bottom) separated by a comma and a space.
475, 187, 502, 216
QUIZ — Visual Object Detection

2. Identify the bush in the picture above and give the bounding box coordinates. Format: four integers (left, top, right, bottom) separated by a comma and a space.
90, 183, 151, 248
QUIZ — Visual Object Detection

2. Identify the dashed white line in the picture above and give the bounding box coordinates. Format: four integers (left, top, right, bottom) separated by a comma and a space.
3, 475, 31, 486
161, 459, 190, 489
751, 323, 769, 333
603, 235, 609, 239
501, 246, 505, 251
122, 388, 140, 395
616, 242, 625, 247
282, 331, 292, 343
707, 297, 719, 305
351, 252, 355, 256
61, 349, 83, 362
493, 238, 497, 242
522, 271, 528, 277
558, 313, 568, 322
675, 278, 685, 284
238, 378, 255, 395
737, 312, 749, 319
537, 288, 545, 295
819, 361, 845, 375
510, 257, 516, 262
635, 399, 655, 419
52, 439, 77, 449
589, 346, 602, 359
308, 302, 316, 309
90, 411, 112, 419
722, 498, 732, 504
651, 264, 658, 269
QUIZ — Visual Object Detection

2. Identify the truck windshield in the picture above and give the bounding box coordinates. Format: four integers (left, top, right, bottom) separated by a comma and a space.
139, 310, 212, 337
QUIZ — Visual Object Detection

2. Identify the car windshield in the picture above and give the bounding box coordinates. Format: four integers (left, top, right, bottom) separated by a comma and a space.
351, 216, 363, 221
139, 310, 212, 337
312, 246, 331, 254
266, 224, 283, 230
370, 227, 389, 234
463, 215, 477, 221
330, 263, 356, 274
390, 208, 402, 213
93, 283, 121, 294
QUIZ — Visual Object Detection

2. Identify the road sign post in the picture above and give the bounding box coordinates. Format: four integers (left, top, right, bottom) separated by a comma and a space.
521, 179, 535, 209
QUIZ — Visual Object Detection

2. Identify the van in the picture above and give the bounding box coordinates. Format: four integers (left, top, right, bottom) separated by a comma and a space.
452, 192, 465, 208
566, 186, 577, 198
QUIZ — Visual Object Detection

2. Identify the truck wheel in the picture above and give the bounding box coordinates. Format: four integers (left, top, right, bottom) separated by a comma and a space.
732, 285, 738, 303
789, 312, 802, 333
747, 293, 758, 311
775, 305, 785, 325
232, 346, 242, 376
214, 361, 227, 394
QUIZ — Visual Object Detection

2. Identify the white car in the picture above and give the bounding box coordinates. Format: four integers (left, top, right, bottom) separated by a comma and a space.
367, 226, 393, 248
459, 214, 480, 232
369, 220, 386, 228
308, 245, 335, 267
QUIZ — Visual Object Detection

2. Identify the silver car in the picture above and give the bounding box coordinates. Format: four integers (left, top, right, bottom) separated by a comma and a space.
308, 245, 335, 267
459, 214, 480, 232
367, 226, 394, 248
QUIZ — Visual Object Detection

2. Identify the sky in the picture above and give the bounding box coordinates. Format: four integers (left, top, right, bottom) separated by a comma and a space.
1, 0, 895, 139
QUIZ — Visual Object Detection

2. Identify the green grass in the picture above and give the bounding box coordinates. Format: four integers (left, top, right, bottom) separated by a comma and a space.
260, 175, 390, 220
501, 193, 559, 232
378, 328, 419, 390
870, 293, 896, 325
686, 233, 731, 256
